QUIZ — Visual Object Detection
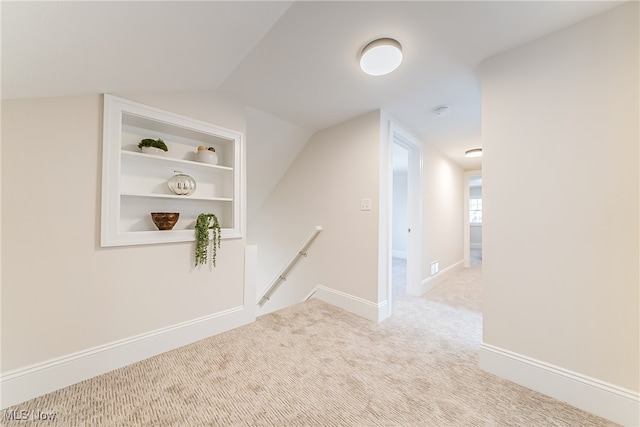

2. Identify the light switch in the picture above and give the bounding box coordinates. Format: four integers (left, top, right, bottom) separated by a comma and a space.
360, 198, 372, 211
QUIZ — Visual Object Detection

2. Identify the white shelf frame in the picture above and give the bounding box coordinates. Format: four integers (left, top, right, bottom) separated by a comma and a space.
101, 94, 243, 247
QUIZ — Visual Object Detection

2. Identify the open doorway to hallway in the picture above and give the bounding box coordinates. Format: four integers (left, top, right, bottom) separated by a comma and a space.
387, 123, 422, 311
469, 175, 482, 266
464, 170, 482, 268
392, 143, 409, 297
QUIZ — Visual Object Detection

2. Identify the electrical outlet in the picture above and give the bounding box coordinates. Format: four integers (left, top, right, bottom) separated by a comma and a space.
430, 261, 439, 275
360, 198, 372, 211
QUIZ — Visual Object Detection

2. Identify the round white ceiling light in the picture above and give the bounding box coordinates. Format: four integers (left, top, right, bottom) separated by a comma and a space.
359, 38, 403, 76
465, 148, 483, 158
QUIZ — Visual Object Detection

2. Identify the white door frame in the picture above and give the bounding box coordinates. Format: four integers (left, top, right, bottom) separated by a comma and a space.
388, 122, 423, 306
464, 170, 482, 267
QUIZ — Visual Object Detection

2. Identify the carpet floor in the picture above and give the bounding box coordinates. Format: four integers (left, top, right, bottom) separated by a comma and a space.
1, 264, 617, 426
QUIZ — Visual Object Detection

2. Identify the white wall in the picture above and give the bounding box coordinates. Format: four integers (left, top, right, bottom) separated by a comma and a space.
480, 2, 638, 423
250, 110, 382, 317
1, 91, 252, 405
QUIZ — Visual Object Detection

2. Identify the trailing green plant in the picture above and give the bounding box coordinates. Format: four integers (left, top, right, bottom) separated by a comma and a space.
195, 213, 221, 267
138, 138, 168, 152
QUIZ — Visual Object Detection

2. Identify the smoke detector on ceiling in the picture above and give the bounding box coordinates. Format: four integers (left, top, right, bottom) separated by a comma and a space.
434, 105, 452, 116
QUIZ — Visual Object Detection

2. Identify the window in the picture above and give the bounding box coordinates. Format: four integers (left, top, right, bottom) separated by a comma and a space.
470, 198, 482, 224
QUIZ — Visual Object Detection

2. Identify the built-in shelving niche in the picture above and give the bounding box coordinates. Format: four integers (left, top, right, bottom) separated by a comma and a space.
101, 95, 242, 246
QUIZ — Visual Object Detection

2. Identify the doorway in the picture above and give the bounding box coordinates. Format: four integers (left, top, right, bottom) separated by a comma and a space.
464, 170, 482, 268
389, 123, 422, 310
392, 144, 409, 297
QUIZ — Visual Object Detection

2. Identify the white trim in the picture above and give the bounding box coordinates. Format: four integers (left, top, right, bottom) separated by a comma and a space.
100, 95, 244, 247
1, 305, 255, 409
387, 120, 423, 304
479, 343, 640, 426
379, 115, 393, 317
420, 260, 464, 295
470, 243, 483, 250
309, 285, 389, 322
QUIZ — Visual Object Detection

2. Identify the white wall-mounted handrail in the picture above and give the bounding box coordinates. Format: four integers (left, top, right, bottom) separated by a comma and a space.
257, 225, 322, 307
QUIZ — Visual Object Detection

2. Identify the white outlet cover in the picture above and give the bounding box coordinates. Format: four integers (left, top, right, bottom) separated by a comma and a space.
430, 261, 439, 275
360, 198, 372, 211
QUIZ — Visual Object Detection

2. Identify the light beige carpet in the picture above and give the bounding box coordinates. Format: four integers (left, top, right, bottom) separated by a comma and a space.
2, 265, 617, 426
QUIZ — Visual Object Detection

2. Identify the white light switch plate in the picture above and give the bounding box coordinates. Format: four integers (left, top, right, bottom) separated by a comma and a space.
360, 198, 372, 211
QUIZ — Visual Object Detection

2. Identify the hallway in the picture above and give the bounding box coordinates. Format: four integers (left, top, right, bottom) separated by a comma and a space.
392, 249, 482, 300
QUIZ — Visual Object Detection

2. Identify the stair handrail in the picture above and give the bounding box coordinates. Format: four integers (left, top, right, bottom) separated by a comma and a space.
257, 225, 322, 307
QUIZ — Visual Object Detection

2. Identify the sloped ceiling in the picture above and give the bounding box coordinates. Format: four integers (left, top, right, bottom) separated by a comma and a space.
1, 1, 623, 170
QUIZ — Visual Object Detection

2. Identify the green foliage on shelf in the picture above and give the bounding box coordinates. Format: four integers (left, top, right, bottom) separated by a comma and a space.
195, 213, 221, 267
138, 138, 168, 152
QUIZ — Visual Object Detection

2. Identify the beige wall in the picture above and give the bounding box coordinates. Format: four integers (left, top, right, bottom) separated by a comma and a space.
250, 110, 466, 314
1, 92, 248, 372
481, 2, 638, 391
421, 143, 464, 278
245, 107, 313, 221
250, 110, 382, 313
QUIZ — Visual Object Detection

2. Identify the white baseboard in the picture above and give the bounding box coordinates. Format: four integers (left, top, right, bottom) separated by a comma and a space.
420, 260, 464, 295
1, 305, 255, 410
1, 247, 258, 410
479, 343, 640, 426
309, 285, 389, 322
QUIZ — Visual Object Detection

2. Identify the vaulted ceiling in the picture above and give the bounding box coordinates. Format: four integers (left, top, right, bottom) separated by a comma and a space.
1, 1, 622, 170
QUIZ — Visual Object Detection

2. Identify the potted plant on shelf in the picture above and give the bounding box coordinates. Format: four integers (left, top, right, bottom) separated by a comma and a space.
138, 138, 168, 154
195, 213, 222, 267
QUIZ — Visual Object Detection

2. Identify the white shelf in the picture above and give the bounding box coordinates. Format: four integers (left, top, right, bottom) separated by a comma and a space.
120, 150, 234, 171
121, 192, 233, 202
101, 94, 243, 247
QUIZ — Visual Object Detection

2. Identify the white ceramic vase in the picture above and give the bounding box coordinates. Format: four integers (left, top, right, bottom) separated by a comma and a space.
196, 149, 218, 165
141, 146, 166, 155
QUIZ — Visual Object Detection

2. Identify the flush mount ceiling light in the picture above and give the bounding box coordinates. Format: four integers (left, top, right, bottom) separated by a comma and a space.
359, 38, 403, 76
465, 148, 483, 158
